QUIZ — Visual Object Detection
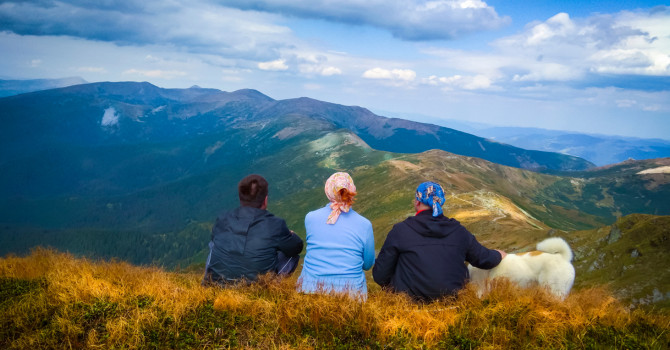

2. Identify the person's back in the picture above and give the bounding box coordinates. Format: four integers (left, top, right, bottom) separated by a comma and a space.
373, 181, 504, 302
299, 205, 374, 294
373, 211, 501, 301
298, 172, 375, 298
203, 174, 303, 285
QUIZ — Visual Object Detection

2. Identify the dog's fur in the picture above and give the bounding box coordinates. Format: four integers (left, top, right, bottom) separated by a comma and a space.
468, 237, 575, 299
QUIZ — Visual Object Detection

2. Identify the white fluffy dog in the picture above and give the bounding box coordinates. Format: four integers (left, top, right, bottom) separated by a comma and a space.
468, 237, 575, 299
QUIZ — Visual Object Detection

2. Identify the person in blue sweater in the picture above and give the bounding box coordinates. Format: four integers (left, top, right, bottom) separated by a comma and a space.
298, 172, 375, 299
373, 181, 507, 302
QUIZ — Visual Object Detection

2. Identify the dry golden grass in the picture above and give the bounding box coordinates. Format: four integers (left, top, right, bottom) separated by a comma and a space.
1, 248, 668, 349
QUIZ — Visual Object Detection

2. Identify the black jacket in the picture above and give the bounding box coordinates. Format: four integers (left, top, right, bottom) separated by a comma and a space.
203, 206, 304, 284
372, 210, 501, 302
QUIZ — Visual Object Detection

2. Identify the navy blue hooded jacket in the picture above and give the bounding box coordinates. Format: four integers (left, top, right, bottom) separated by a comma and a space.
372, 210, 502, 302
203, 206, 304, 285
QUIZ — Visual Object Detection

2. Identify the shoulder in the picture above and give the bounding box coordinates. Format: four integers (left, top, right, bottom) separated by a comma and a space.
249, 209, 287, 229
216, 208, 234, 219
214, 209, 235, 227
305, 206, 330, 220
345, 209, 373, 229
394, 216, 415, 228
305, 205, 331, 221
386, 218, 412, 236
306, 205, 328, 216
434, 214, 470, 234
264, 211, 287, 224
311, 204, 332, 213
351, 209, 372, 224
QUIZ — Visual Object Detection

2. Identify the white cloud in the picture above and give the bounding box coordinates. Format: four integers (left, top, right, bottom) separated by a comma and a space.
492, 9, 670, 80
258, 59, 289, 71
30, 59, 41, 67
277, 53, 344, 77
417, 6, 670, 99
0, 1, 295, 62
590, 48, 670, 76
577, 87, 669, 113
321, 66, 342, 76
512, 63, 583, 82
524, 13, 576, 46
363, 68, 416, 81
222, 0, 510, 40
101, 107, 119, 127
423, 74, 493, 90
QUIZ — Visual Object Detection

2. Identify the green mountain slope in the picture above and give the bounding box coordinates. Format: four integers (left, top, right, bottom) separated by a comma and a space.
568, 214, 670, 308
0, 81, 592, 179
259, 97, 595, 171
0, 81, 668, 308
2, 125, 667, 268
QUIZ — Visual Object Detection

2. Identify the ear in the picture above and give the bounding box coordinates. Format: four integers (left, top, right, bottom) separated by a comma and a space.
261, 196, 268, 210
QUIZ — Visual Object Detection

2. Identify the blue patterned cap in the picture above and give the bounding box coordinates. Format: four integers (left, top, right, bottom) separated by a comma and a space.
415, 181, 445, 217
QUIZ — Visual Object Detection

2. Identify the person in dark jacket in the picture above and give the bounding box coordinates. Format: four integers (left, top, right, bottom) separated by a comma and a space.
202, 174, 304, 286
373, 181, 506, 302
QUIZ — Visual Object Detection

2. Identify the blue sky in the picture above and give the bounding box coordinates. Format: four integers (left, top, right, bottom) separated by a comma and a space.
1, 0, 669, 139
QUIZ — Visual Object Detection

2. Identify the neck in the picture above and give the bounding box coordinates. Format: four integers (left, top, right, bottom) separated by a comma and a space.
415, 204, 431, 212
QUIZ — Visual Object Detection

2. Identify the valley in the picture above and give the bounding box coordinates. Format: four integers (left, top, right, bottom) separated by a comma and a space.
0, 81, 668, 308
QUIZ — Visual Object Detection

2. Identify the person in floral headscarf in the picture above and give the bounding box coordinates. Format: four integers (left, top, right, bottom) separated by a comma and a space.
373, 181, 506, 302
298, 172, 375, 299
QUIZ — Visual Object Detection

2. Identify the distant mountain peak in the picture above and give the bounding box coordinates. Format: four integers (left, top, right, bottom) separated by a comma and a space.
231, 88, 274, 102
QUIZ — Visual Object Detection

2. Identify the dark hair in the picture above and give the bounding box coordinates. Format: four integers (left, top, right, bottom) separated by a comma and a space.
238, 174, 269, 208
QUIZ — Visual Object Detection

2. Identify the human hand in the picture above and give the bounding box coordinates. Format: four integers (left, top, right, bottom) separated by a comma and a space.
495, 249, 507, 259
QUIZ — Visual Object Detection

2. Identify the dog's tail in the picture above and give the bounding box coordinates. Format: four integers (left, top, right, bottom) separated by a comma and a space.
536, 237, 573, 262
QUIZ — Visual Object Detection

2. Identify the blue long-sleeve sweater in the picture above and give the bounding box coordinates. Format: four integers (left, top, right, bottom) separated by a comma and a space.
298, 204, 375, 298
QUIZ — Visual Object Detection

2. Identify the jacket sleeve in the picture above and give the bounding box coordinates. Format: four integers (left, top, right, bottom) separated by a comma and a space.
276, 219, 304, 257
362, 220, 375, 271
372, 225, 400, 287
464, 229, 502, 269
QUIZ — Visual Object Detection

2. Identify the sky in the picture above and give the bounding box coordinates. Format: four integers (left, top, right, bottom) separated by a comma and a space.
1, 0, 669, 139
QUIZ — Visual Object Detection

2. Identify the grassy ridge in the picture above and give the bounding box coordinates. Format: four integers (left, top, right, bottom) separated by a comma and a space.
1, 249, 668, 349
568, 214, 670, 309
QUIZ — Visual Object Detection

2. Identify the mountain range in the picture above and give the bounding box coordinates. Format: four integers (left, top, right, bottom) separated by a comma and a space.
472, 127, 670, 167
0, 77, 87, 97
383, 111, 670, 167
6, 78, 668, 167
0, 81, 668, 306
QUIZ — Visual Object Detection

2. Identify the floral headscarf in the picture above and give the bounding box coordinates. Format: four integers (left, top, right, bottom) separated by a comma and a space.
325, 172, 357, 224
415, 181, 445, 217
